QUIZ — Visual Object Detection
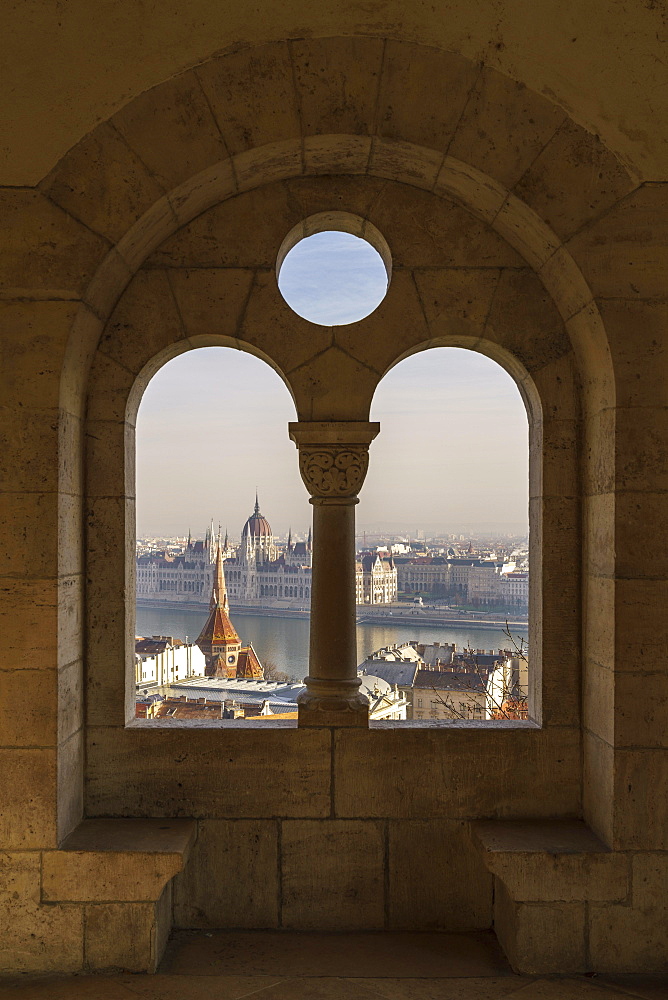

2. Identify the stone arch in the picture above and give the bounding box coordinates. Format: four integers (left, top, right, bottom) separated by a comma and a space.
47, 35, 633, 846
85, 170, 579, 772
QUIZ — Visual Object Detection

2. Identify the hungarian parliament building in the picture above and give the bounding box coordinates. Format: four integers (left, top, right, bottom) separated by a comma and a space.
136, 496, 397, 608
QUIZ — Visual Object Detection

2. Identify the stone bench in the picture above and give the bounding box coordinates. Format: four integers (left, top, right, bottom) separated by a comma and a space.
472, 820, 629, 975
41, 818, 197, 973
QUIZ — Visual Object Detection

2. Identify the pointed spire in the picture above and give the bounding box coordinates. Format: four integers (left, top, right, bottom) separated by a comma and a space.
212, 544, 229, 612
187, 528, 191, 548
307, 525, 312, 550
254, 490, 260, 516
223, 527, 228, 552
287, 527, 292, 552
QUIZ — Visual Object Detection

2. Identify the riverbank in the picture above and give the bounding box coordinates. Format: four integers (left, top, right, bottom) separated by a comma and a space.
136, 598, 527, 631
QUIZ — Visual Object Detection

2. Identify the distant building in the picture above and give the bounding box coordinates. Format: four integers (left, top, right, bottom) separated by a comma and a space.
359, 641, 528, 720
225, 496, 312, 605
137, 494, 397, 608
355, 553, 398, 604
152, 674, 407, 721
196, 545, 264, 679
397, 555, 528, 609
135, 636, 206, 686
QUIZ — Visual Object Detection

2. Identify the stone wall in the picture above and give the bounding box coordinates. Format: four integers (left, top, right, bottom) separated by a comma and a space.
0, 32, 666, 975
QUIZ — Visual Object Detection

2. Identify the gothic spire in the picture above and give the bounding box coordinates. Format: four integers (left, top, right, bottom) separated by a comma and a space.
254, 490, 260, 516
211, 543, 229, 612
287, 527, 292, 551
196, 543, 240, 677
307, 525, 312, 550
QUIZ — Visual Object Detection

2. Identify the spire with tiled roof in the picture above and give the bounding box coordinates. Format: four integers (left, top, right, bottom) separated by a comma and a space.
196, 545, 241, 677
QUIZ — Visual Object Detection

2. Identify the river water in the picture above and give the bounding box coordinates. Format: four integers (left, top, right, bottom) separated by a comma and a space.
136, 605, 525, 681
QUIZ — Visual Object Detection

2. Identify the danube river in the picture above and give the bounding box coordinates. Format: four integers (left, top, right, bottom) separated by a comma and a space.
136, 605, 525, 681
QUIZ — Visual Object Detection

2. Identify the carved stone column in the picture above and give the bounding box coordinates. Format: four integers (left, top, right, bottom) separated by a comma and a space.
289, 421, 380, 726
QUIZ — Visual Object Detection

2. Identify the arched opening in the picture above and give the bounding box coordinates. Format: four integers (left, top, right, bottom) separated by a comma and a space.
133, 346, 311, 719
359, 346, 531, 723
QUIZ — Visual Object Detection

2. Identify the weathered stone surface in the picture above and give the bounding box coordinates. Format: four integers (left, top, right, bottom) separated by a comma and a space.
0, 189, 109, 296
614, 671, 668, 749
234, 141, 303, 193
474, 820, 628, 902
0, 578, 59, 671
112, 69, 227, 191
368, 138, 444, 191
377, 42, 479, 152
0, 668, 57, 747
288, 345, 379, 422
174, 819, 279, 928
42, 123, 166, 244
411, 268, 499, 347
374, 187, 522, 269
0, 853, 83, 973
290, 174, 387, 226
614, 578, 668, 668
0, 299, 79, 411
334, 727, 580, 819
167, 268, 256, 346
99, 268, 188, 376
613, 749, 668, 850
485, 268, 570, 375
0, 749, 57, 849
43, 819, 195, 902
149, 182, 299, 269
86, 726, 331, 818
598, 299, 668, 410
239, 269, 331, 376
583, 658, 614, 745
389, 820, 492, 930
448, 67, 566, 189
85, 351, 137, 424
58, 657, 83, 744
514, 120, 634, 240
197, 43, 300, 155
334, 270, 429, 375
567, 183, 668, 300
84, 900, 159, 972
291, 36, 384, 136
583, 730, 614, 848
494, 880, 586, 974
589, 854, 668, 972
0, 492, 59, 579
584, 492, 615, 579
616, 492, 668, 580
57, 727, 84, 843
281, 820, 385, 930
86, 419, 133, 500
303, 133, 372, 175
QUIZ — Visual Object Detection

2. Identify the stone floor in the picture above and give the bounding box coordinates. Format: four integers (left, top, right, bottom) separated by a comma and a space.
1, 932, 666, 999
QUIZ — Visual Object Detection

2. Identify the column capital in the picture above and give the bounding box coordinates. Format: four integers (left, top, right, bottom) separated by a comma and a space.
288, 421, 380, 499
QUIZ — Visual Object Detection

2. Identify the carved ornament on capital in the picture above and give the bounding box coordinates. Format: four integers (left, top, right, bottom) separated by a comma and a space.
299, 446, 368, 498
288, 421, 380, 500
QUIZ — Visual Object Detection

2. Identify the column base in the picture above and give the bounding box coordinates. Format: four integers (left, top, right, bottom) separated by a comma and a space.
297, 679, 370, 727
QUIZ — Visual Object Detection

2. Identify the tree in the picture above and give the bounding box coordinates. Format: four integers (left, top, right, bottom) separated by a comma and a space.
262, 659, 291, 683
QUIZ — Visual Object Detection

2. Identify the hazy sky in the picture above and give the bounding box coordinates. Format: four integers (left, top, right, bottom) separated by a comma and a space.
136, 233, 528, 539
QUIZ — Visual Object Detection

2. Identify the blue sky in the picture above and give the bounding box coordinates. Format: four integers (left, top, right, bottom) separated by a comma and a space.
278, 231, 388, 325
136, 232, 528, 538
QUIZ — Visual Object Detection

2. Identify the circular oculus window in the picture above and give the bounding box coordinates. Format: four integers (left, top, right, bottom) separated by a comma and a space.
276, 214, 391, 327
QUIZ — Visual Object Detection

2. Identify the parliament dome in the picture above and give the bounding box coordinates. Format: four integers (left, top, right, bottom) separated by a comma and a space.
242, 495, 272, 539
